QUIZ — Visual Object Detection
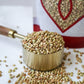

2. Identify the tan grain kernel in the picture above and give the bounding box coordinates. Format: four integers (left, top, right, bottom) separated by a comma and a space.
77, 76, 80, 79
8, 80, 11, 83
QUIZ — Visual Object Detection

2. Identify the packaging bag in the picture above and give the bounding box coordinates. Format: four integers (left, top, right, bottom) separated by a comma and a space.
33, 0, 84, 48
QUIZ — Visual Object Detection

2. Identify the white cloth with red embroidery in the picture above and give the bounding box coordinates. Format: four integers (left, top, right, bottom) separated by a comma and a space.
33, 0, 84, 48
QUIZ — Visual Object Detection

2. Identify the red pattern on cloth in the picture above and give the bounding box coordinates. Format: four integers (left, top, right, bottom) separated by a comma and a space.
40, 0, 84, 33
58, 0, 73, 20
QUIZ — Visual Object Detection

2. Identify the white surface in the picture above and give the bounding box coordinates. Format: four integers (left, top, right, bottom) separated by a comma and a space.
0, 0, 37, 17
0, 0, 33, 6
0, 4, 84, 84
0, 6, 33, 84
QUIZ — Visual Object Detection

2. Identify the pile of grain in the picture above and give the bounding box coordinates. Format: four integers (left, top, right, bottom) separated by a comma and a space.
22, 31, 64, 54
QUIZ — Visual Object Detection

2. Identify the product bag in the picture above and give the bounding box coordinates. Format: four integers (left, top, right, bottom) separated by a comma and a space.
33, 0, 84, 48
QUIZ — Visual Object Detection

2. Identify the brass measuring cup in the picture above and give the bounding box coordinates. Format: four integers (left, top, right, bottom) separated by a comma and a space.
0, 26, 64, 71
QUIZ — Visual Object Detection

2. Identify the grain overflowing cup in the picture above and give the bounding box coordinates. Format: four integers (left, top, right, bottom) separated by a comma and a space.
22, 31, 65, 71
0, 26, 64, 71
